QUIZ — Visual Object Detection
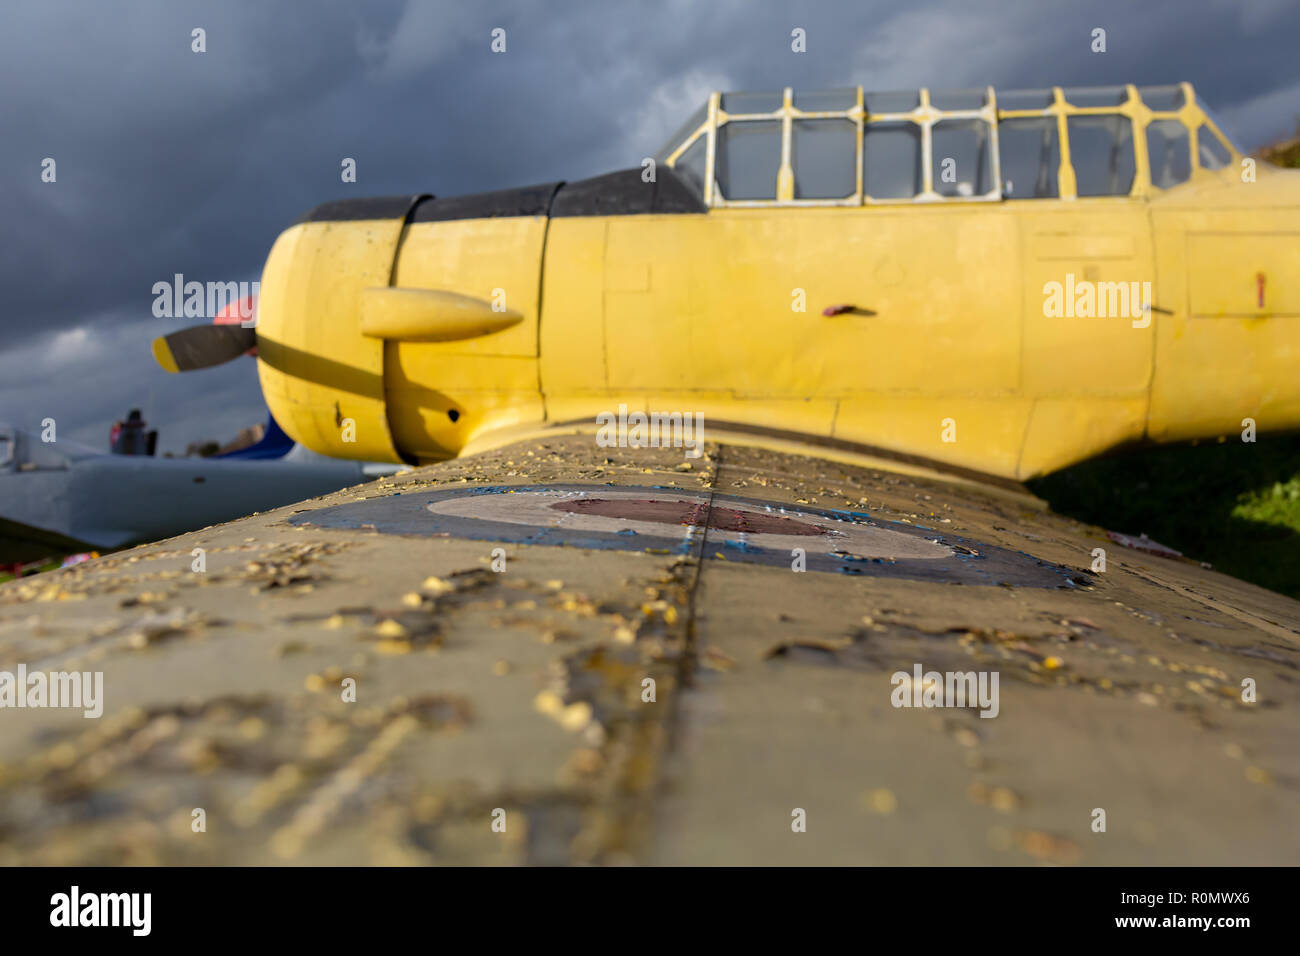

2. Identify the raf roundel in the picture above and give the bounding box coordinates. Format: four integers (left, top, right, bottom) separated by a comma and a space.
289, 483, 1082, 588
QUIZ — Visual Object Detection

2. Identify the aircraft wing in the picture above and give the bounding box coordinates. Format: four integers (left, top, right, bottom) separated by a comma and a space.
0, 434, 1295, 865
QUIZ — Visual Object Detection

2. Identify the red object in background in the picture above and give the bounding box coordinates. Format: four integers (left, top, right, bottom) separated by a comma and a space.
213, 295, 258, 356
1105, 530, 1183, 559
110, 408, 155, 455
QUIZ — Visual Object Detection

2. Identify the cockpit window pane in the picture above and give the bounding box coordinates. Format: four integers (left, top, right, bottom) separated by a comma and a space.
793, 119, 857, 199
1067, 115, 1135, 196
1146, 119, 1191, 188
795, 88, 857, 111
998, 117, 1059, 198
655, 103, 707, 164
863, 122, 921, 199
931, 119, 993, 197
930, 88, 987, 111
721, 91, 782, 114
673, 136, 708, 197
1139, 85, 1185, 112
715, 120, 781, 199
1064, 86, 1128, 107
998, 89, 1054, 110
865, 90, 919, 114
1197, 123, 1232, 170
1195, 96, 1244, 153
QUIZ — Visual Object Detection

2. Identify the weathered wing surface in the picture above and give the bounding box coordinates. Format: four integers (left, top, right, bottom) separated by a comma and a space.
0, 435, 1296, 865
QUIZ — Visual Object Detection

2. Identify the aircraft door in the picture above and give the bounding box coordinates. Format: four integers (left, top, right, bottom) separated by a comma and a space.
1147, 138, 1300, 441
1007, 103, 1157, 476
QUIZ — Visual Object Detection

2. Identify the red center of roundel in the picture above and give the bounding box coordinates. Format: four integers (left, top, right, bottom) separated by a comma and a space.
549, 498, 828, 536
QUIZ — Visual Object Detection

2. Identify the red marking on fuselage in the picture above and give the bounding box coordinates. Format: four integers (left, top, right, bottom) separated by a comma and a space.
550, 498, 829, 536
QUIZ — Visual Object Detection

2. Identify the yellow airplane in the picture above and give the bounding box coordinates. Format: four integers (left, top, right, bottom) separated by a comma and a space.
155, 82, 1298, 484
11, 86, 1299, 866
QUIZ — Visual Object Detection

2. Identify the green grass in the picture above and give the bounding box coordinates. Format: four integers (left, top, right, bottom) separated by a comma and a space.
1029, 434, 1300, 600
0, 559, 60, 584
1233, 476, 1300, 533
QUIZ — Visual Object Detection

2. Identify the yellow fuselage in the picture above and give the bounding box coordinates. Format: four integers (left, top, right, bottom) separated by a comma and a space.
255, 87, 1300, 482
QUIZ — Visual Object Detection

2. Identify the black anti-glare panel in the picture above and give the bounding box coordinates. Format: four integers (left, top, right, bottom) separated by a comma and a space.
294, 193, 431, 225
551, 168, 708, 216
409, 182, 563, 222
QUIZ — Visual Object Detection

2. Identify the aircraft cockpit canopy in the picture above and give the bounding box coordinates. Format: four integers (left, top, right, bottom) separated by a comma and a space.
655, 83, 1241, 207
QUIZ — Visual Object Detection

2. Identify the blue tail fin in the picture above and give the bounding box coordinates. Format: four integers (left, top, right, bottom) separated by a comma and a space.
216, 413, 295, 460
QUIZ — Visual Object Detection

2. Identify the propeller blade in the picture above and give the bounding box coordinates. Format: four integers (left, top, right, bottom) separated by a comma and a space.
152, 325, 257, 373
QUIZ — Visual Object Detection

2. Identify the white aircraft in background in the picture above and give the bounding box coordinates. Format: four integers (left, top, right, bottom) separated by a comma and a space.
0, 413, 395, 569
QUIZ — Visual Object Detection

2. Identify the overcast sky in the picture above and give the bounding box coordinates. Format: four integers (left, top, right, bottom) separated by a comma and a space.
2, 0, 1298, 454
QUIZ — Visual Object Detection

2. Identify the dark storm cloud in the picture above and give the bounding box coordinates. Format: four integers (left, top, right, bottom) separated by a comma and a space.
1, 0, 1298, 450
